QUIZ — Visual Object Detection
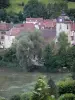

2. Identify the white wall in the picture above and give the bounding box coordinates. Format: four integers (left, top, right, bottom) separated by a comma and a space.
56, 23, 71, 43
56, 23, 70, 37
4, 35, 15, 48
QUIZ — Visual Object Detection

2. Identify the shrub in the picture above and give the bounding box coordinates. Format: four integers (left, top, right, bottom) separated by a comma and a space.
20, 92, 32, 100
58, 93, 75, 100
10, 94, 20, 100
48, 77, 58, 98
57, 80, 75, 95
0, 97, 5, 100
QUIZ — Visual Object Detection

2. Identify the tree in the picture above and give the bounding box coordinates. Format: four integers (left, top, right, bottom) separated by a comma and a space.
0, 9, 7, 21
32, 77, 51, 100
18, 12, 24, 22
48, 77, 58, 98
16, 31, 44, 71
57, 32, 70, 68
66, 46, 75, 78
10, 94, 20, 100
0, 0, 10, 8
23, 0, 47, 18
67, 9, 75, 21
47, 2, 68, 19
43, 44, 54, 71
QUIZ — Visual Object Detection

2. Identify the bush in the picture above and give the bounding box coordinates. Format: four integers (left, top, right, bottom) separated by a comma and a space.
48, 78, 58, 98
58, 93, 75, 100
10, 94, 20, 100
0, 97, 6, 100
57, 80, 75, 95
20, 92, 32, 100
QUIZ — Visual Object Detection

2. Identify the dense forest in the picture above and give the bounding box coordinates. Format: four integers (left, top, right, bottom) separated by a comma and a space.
0, 0, 9, 8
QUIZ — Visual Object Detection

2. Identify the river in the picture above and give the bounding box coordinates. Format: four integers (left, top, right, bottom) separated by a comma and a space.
0, 68, 70, 99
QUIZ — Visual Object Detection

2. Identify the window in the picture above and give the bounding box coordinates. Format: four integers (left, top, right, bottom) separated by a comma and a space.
1, 31, 5, 34
71, 36, 74, 41
67, 25, 68, 29
59, 24, 61, 30
1, 36, 4, 39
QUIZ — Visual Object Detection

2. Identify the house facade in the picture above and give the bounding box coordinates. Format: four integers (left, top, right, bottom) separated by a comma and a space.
56, 13, 75, 45
0, 22, 13, 48
0, 15, 75, 49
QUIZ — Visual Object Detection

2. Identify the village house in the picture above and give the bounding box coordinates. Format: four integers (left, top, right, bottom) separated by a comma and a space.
0, 22, 13, 48
56, 12, 75, 45
0, 13, 75, 49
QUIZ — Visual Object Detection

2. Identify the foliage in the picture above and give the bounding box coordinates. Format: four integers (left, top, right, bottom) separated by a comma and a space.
0, 0, 74, 23
58, 93, 75, 100
48, 77, 58, 98
43, 44, 53, 71
31, 77, 51, 100
57, 32, 70, 68
57, 79, 75, 95
23, 0, 47, 18
43, 44, 58, 72
65, 46, 75, 69
67, 9, 75, 21
10, 94, 20, 100
58, 32, 69, 53
0, 9, 7, 21
20, 92, 32, 100
0, 97, 5, 100
16, 31, 44, 71
0, 0, 10, 9
47, 2, 68, 19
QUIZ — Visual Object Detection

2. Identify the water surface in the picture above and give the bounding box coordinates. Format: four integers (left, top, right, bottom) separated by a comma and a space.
0, 69, 70, 99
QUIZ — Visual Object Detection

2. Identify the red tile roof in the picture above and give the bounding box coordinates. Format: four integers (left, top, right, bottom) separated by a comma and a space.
7, 23, 35, 36
26, 18, 43, 23
42, 19, 56, 28
23, 23, 35, 31
7, 27, 21, 36
0, 23, 13, 31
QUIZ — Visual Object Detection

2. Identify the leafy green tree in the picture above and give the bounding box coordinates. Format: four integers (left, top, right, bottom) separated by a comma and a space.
20, 92, 32, 100
0, 0, 9, 8
23, 0, 47, 18
16, 31, 44, 70
18, 12, 24, 22
48, 77, 58, 98
57, 32, 70, 68
32, 77, 51, 100
47, 2, 68, 19
66, 46, 75, 79
10, 94, 20, 100
67, 9, 75, 21
0, 9, 7, 21
43, 44, 54, 71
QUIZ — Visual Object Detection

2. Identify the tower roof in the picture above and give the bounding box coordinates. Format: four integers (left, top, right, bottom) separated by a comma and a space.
57, 11, 70, 23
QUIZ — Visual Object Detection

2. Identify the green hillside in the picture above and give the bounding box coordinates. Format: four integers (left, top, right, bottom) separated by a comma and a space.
6, 0, 75, 13
68, 2, 75, 9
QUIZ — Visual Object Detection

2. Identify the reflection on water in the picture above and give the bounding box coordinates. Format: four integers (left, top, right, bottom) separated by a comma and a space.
0, 70, 70, 99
